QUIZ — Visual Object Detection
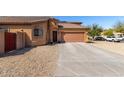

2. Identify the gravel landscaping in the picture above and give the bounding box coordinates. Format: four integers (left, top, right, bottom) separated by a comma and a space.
0, 45, 58, 77
1, 41, 124, 77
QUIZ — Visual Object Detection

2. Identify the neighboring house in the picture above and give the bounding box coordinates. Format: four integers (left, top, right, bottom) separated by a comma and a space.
113, 32, 124, 37
0, 16, 89, 54
101, 31, 124, 38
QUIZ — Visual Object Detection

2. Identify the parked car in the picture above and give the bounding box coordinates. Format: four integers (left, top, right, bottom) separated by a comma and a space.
105, 36, 123, 42
94, 36, 105, 41
123, 37, 124, 40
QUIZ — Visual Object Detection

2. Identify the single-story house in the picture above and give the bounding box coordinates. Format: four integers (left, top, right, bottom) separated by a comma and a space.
0, 16, 89, 54
113, 32, 124, 37
101, 31, 124, 38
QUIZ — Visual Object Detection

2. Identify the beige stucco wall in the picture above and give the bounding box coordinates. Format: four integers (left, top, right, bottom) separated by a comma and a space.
16, 32, 25, 49
0, 19, 58, 47
8, 25, 32, 47
0, 23, 49, 47
84, 32, 88, 42
31, 21, 48, 46
0, 25, 32, 47
9, 21, 49, 47
0, 31, 5, 54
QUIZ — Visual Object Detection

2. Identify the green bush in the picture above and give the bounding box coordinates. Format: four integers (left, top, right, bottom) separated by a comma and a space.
103, 29, 114, 37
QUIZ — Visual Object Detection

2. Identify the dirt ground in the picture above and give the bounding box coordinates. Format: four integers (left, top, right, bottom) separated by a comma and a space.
0, 45, 58, 77
91, 41, 124, 56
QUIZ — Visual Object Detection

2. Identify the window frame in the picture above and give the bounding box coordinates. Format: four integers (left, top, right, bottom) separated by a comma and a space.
0, 26, 9, 32
33, 28, 43, 36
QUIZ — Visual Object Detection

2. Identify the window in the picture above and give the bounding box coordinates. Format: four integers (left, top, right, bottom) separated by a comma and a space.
0, 27, 9, 32
33, 28, 43, 36
58, 25, 63, 30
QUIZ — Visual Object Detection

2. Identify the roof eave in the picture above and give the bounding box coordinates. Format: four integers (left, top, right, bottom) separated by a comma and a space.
0, 22, 31, 25
60, 28, 89, 30
0, 20, 49, 25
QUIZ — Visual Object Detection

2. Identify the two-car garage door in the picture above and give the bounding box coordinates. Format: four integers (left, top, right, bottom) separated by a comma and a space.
61, 32, 84, 42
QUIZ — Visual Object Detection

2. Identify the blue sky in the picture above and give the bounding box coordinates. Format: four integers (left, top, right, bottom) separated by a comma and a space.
54, 16, 124, 29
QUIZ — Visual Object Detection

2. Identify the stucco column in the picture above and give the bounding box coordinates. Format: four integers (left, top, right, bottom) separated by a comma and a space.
16, 32, 25, 49
50, 31, 53, 42
58, 30, 61, 42
0, 31, 5, 54
84, 32, 88, 42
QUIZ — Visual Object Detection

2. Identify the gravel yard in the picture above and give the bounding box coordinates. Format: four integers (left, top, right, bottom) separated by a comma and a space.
0, 45, 58, 77
91, 41, 124, 56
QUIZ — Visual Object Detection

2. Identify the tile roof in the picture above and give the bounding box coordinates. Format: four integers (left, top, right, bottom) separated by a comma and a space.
58, 22, 88, 29
0, 16, 52, 24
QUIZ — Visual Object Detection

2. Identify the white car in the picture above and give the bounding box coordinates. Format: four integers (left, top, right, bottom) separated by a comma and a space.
105, 36, 123, 42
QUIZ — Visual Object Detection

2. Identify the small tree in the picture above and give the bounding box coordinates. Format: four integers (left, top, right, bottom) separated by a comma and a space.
103, 29, 114, 37
88, 24, 103, 38
114, 21, 124, 33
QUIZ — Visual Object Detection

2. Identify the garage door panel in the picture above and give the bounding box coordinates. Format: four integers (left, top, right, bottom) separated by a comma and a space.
61, 32, 84, 42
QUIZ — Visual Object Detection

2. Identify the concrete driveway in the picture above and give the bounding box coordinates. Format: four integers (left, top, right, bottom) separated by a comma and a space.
54, 43, 124, 77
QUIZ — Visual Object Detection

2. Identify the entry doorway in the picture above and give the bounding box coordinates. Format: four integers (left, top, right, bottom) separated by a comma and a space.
53, 31, 57, 42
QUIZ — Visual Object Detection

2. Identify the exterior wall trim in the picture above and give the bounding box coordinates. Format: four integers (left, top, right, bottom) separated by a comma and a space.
60, 28, 89, 30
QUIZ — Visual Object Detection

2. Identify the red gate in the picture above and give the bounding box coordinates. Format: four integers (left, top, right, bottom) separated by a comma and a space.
5, 32, 16, 52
